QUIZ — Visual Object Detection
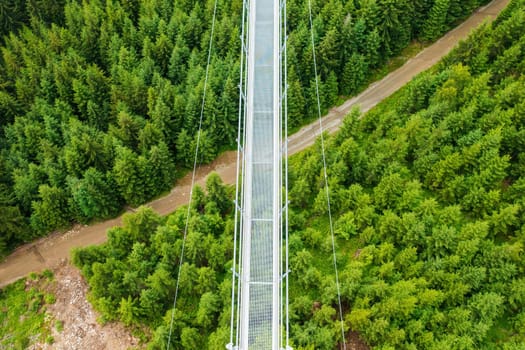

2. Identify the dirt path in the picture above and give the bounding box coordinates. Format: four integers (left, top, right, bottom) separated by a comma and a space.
0, 0, 509, 288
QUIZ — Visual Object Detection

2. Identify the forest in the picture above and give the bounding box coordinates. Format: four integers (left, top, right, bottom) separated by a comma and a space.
72, 0, 525, 348
0, 0, 492, 257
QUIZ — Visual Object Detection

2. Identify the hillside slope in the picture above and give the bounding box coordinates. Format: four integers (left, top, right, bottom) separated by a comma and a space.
0, 0, 509, 288
73, 0, 525, 348
0, 0, 492, 256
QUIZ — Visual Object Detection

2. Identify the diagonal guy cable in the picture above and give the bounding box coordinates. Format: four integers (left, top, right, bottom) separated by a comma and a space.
166, 0, 219, 348
307, 0, 347, 348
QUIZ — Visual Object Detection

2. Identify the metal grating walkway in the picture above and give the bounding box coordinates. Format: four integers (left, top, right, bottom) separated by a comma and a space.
238, 0, 282, 348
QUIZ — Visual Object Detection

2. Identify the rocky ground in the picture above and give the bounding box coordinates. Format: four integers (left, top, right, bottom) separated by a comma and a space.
29, 260, 142, 350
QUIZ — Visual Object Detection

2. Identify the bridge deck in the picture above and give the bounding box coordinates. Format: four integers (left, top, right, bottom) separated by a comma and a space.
239, 0, 282, 348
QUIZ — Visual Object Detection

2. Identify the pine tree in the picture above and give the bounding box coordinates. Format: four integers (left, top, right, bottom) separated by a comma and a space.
30, 185, 71, 233
341, 53, 368, 96
68, 168, 122, 221
422, 0, 451, 41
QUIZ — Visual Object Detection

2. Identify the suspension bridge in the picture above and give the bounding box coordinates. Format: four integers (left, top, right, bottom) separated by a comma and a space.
134, 0, 510, 346
226, 0, 343, 348
0, 0, 510, 348
169, 0, 342, 348
231, 0, 288, 347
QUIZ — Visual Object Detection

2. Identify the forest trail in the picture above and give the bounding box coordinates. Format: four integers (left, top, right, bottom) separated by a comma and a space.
0, 0, 509, 288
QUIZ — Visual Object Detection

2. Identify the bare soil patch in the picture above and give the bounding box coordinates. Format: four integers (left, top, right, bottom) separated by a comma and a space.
29, 260, 142, 350
344, 331, 370, 350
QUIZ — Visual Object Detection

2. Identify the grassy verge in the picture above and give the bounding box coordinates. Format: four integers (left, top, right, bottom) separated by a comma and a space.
0, 270, 56, 349
335, 40, 428, 106
290, 40, 428, 136
367, 41, 427, 86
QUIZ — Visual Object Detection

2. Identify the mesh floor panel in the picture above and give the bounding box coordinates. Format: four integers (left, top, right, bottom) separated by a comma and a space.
240, 0, 280, 348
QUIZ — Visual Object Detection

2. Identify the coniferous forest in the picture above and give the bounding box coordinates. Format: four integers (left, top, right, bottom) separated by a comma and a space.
0, 0, 492, 257
71, 0, 525, 348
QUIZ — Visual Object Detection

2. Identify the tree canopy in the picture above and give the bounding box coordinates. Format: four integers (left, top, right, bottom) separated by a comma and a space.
0, 0, 491, 258
74, 1, 525, 348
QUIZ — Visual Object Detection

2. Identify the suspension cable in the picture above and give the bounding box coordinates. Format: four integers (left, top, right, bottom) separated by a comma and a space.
235, 9, 249, 343
307, 0, 347, 348
229, 0, 248, 346
166, 0, 219, 348
282, 0, 290, 346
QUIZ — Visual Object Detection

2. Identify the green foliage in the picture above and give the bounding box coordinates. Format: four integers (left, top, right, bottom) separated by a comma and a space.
15, 0, 525, 348
45, 335, 54, 344
0, 1, 28, 38
0, 183, 28, 257
73, 177, 232, 344
79, 4, 525, 347
68, 168, 122, 221
297, 5, 525, 347
0, 274, 56, 348
30, 185, 70, 234
118, 295, 140, 327
55, 320, 64, 332
422, 0, 451, 41
0, 0, 492, 255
